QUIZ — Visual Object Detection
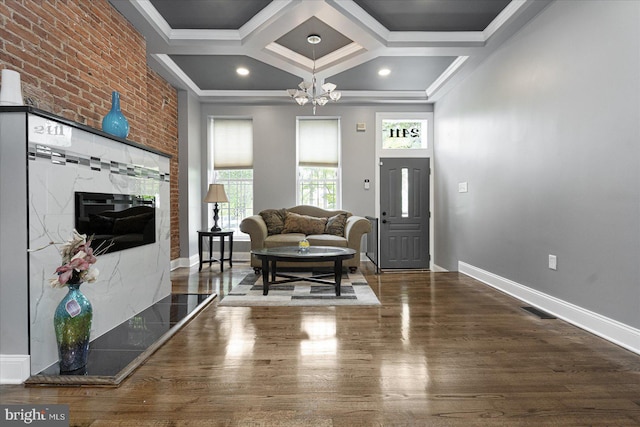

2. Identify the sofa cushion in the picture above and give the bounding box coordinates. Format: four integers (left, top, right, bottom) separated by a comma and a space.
282, 212, 327, 235
112, 212, 153, 234
259, 208, 288, 235
265, 233, 306, 248
325, 213, 349, 236
307, 234, 348, 247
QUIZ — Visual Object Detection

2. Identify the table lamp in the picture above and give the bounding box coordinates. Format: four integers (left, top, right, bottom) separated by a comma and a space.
204, 184, 228, 231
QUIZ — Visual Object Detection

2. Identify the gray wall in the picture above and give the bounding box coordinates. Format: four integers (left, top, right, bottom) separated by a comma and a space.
434, 0, 640, 328
0, 112, 29, 356
178, 90, 203, 259
198, 103, 432, 252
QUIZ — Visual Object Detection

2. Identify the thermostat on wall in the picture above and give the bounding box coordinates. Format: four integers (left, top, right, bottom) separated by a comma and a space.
356, 123, 366, 132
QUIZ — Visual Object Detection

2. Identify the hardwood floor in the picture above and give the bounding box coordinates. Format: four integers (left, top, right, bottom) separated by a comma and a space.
2, 261, 639, 426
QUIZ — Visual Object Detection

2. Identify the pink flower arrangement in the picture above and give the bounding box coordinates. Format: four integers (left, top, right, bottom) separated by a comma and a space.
50, 230, 100, 288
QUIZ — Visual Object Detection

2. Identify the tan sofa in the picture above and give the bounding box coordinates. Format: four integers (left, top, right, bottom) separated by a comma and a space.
240, 205, 371, 272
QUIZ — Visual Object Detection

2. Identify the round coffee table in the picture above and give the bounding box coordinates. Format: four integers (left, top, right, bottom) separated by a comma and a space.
251, 246, 356, 296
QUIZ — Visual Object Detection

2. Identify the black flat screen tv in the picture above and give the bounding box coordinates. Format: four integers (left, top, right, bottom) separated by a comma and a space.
75, 192, 156, 254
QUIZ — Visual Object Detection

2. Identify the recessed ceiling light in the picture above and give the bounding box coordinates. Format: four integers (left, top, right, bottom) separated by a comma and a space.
307, 34, 321, 45
236, 67, 249, 76
378, 68, 391, 77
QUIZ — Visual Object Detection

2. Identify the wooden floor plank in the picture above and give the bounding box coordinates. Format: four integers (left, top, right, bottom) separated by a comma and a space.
2, 262, 639, 426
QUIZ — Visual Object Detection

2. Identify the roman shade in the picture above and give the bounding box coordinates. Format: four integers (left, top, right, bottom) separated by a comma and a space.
212, 118, 253, 170
297, 118, 339, 167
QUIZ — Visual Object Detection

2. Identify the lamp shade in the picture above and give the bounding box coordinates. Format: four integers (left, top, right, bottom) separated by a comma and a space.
204, 184, 228, 203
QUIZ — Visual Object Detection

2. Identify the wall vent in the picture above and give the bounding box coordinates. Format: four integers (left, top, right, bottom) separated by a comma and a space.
521, 306, 556, 319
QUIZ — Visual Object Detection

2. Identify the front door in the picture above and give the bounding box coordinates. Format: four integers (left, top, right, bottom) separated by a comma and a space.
379, 157, 430, 269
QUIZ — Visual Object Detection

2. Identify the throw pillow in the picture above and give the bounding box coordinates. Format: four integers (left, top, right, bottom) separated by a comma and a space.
282, 212, 327, 235
325, 213, 349, 236
259, 208, 288, 235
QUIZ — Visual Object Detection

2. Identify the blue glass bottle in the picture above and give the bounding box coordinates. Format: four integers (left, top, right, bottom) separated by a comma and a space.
53, 281, 92, 373
102, 91, 129, 138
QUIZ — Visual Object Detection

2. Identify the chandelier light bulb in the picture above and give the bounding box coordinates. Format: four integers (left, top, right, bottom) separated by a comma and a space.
321, 82, 336, 92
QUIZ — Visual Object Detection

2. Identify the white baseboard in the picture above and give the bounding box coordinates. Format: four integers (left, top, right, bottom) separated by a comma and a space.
235, 252, 251, 262
170, 254, 199, 271
431, 264, 448, 272
459, 261, 640, 356
0, 354, 30, 384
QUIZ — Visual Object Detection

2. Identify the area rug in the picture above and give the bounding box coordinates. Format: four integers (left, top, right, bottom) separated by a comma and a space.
219, 270, 381, 307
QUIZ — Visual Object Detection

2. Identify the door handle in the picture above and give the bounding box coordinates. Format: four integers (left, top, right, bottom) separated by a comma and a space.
382, 219, 387, 224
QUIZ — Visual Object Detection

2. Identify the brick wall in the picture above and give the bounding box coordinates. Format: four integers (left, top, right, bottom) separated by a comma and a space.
146, 70, 180, 259
0, 0, 180, 259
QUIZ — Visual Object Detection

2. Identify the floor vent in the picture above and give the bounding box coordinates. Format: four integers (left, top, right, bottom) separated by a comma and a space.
521, 306, 557, 319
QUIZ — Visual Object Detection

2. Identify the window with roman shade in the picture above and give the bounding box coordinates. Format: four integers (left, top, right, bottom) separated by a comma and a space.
297, 117, 341, 209
209, 118, 253, 235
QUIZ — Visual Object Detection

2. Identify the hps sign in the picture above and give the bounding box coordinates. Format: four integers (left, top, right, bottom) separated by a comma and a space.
382, 119, 427, 150
388, 127, 420, 138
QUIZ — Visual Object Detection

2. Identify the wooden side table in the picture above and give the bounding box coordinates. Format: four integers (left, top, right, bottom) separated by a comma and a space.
198, 230, 233, 272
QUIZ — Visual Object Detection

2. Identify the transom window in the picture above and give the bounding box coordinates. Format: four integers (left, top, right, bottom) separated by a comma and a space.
381, 119, 428, 149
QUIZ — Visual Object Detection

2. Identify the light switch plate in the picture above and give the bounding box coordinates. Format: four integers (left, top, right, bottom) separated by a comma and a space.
549, 254, 557, 270
458, 182, 468, 193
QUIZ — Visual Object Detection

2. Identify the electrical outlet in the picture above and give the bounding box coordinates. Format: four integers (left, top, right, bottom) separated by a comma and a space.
548, 254, 557, 270
458, 182, 468, 193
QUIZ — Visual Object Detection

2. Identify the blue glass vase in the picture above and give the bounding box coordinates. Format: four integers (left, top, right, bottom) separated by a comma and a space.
101, 91, 129, 138
53, 281, 92, 373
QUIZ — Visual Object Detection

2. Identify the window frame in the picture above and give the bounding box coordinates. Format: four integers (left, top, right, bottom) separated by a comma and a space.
295, 116, 342, 209
208, 117, 254, 238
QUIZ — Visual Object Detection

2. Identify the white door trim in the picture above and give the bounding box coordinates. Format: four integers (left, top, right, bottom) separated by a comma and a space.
375, 112, 435, 269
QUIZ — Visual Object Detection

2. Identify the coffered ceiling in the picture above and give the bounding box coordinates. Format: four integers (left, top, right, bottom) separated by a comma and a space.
108, 0, 551, 105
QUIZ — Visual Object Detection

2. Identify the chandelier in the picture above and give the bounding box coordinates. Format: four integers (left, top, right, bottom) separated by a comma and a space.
286, 34, 341, 115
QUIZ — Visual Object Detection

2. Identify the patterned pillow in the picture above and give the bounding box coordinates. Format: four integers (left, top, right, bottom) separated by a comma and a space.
282, 212, 327, 235
325, 213, 349, 236
259, 208, 288, 235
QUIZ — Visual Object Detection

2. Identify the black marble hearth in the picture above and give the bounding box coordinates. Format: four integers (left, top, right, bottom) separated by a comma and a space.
25, 293, 216, 386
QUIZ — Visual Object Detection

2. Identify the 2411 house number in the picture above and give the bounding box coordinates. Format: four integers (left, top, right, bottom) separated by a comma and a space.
388, 127, 420, 138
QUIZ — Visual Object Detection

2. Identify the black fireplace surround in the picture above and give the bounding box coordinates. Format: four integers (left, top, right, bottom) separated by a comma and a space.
75, 192, 156, 254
